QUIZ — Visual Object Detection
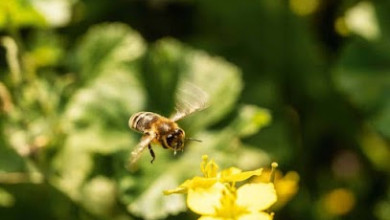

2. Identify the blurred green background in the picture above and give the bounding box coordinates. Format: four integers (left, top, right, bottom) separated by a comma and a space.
0, 0, 389, 220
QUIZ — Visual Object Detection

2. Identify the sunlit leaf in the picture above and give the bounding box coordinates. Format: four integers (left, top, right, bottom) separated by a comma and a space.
81, 176, 117, 217
51, 146, 93, 200
0, 0, 46, 29
128, 174, 186, 220
75, 23, 146, 81
64, 69, 146, 131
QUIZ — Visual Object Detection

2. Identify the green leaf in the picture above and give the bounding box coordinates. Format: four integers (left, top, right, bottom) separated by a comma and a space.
51, 146, 93, 200
128, 174, 185, 220
0, 0, 46, 29
75, 23, 146, 81
64, 69, 146, 132
81, 176, 117, 217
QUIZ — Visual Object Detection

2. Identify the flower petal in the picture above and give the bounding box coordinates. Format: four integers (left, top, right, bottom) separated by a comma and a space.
189, 177, 218, 188
187, 182, 225, 215
163, 186, 187, 195
236, 183, 277, 211
220, 168, 263, 183
164, 177, 217, 195
238, 212, 273, 220
219, 167, 242, 178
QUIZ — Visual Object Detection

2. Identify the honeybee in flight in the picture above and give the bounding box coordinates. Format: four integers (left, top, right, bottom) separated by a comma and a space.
128, 84, 208, 168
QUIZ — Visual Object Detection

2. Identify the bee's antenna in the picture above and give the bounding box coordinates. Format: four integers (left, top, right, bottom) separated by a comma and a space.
186, 138, 202, 142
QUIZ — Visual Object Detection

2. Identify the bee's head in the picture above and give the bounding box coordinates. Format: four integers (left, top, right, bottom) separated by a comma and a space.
165, 128, 185, 153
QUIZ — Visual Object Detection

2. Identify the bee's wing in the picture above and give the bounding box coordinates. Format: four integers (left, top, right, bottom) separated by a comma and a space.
128, 133, 156, 169
170, 83, 209, 122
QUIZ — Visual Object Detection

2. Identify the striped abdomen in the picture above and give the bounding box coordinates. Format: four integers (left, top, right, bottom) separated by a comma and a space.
129, 112, 161, 133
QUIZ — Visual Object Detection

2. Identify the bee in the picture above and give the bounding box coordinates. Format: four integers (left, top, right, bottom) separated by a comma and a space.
128, 84, 208, 168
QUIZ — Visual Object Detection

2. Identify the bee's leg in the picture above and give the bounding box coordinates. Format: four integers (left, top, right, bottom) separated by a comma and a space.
148, 145, 156, 163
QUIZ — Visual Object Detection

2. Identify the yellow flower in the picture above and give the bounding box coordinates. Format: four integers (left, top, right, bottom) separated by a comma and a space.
190, 182, 277, 220
163, 155, 262, 195
252, 168, 299, 208
164, 155, 278, 220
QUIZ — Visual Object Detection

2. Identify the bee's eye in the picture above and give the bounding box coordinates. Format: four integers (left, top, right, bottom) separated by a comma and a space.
166, 135, 175, 147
